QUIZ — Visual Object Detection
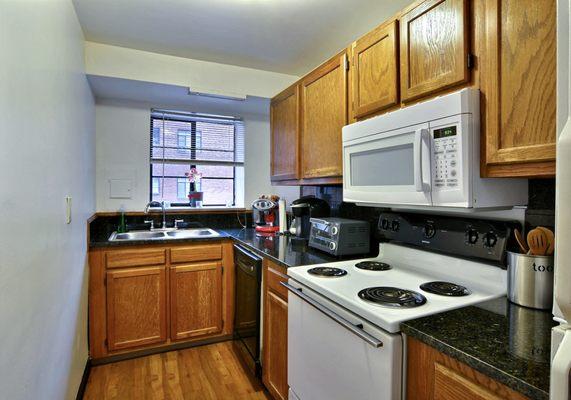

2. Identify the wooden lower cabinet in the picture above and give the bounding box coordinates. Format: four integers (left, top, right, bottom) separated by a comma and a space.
407, 337, 529, 400
88, 241, 234, 360
170, 262, 223, 340
262, 260, 289, 400
106, 266, 167, 351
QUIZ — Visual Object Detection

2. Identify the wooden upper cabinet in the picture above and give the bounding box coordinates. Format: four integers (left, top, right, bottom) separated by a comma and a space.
271, 84, 300, 181
106, 266, 167, 351
480, 0, 556, 177
352, 20, 400, 118
301, 51, 348, 179
170, 262, 223, 340
400, 0, 470, 102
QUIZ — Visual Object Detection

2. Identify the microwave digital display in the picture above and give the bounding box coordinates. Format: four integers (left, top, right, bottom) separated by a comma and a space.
434, 126, 457, 139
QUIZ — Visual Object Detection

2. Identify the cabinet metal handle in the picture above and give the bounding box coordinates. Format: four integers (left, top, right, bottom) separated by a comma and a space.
281, 281, 383, 348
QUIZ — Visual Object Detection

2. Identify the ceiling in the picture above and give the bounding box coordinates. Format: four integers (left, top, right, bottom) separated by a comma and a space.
88, 75, 270, 116
73, 0, 411, 76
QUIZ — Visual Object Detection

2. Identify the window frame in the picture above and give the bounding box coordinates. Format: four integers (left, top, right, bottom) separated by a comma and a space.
149, 111, 241, 207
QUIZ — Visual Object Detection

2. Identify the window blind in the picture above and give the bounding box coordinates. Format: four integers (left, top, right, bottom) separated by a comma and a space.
150, 109, 245, 206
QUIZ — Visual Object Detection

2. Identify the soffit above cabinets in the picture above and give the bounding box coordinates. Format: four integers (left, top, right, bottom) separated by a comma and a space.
73, 0, 411, 76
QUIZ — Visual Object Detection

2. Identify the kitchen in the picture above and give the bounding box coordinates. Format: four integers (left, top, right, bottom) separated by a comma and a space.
1, 0, 570, 399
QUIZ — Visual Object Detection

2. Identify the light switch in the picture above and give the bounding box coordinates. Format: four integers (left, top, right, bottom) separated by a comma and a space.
109, 179, 133, 199
65, 196, 72, 224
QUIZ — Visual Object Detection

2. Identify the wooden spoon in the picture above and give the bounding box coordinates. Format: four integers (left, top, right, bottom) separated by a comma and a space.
537, 227, 555, 256
527, 228, 549, 256
514, 228, 529, 254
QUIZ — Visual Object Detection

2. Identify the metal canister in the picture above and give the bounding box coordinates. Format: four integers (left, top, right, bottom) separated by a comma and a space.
507, 251, 554, 310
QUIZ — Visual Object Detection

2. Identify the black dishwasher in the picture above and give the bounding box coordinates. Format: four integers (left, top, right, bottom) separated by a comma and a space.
233, 244, 263, 377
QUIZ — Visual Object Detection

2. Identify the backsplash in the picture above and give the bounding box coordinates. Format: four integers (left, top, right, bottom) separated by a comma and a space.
526, 179, 556, 231
89, 211, 252, 244
301, 178, 556, 230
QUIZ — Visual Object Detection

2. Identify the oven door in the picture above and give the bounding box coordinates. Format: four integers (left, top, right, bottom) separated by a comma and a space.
343, 123, 432, 206
284, 279, 402, 400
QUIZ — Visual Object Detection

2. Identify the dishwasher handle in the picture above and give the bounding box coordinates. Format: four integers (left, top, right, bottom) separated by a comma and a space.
234, 244, 262, 262
281, 282, 383, 348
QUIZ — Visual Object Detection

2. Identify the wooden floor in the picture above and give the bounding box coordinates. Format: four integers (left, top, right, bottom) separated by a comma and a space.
84, 341, 271, 400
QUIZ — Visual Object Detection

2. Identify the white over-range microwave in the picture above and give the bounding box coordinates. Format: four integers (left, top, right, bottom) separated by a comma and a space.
342, 88, 528, 209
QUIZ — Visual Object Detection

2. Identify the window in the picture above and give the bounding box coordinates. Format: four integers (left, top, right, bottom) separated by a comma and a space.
152, 178, 161, 195
152, 127, 161, 146
150, 110, 245, 206
177, 129, 192, 149
177, 178, 190, 199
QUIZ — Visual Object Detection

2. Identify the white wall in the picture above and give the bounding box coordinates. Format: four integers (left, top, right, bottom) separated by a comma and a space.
243, 114, 300, 206
0, 1, 94, 399
85, 42, 299, 99
95, 99, 299, 211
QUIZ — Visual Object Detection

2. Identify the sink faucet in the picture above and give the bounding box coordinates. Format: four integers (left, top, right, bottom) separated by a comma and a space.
144, 201, 168, 229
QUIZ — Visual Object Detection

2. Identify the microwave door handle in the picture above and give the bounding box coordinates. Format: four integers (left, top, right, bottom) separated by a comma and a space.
414, 129, 430, 191
421, 129, 431, 191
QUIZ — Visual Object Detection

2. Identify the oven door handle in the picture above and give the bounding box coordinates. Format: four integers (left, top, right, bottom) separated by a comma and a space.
281, 282, 383, 348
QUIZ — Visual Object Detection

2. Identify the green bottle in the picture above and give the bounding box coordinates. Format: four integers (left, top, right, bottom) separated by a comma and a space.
118, 207, 126, 233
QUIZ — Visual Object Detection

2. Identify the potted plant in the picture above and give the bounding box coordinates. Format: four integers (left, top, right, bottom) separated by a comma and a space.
185, 167, 203, 207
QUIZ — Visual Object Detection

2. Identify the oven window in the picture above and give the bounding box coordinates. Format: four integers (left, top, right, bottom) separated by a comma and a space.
350, 143, 414, 186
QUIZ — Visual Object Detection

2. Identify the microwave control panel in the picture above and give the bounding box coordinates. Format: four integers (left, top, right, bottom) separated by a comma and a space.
433, 125, 459, 189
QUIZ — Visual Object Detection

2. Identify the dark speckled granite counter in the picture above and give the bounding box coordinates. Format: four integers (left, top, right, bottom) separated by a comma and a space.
89, 231, 232, 248
222, 228, 342, 268
402, 297, 555, 399
90, 226, 349, 268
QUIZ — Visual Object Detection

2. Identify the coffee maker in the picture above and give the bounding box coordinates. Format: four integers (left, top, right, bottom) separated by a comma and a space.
252, 195, 280, 234
290, 196, 330, 241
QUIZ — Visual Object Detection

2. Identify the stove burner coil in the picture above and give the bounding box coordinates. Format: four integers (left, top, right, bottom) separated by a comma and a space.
420, 281, 471, 296
358, 287, 427, 308
307, 267, 348, 277
355, 261, 392, 271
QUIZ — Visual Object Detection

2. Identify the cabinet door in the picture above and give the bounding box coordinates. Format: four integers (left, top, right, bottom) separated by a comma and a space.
352, 20, 399, 118
400, 0, 469, 102
170, 262, 223, 340
271, 84, 300, 181
301, 52, 348, 179
263, 290, 288, 400
407, 337, 529, 400
480, 0, 556, 177
106, 266, 167, 351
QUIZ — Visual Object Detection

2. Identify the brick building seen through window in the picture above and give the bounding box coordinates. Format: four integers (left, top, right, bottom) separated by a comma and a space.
150, 110, 244, 206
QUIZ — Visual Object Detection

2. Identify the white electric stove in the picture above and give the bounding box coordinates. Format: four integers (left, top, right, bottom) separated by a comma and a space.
284, 212, 513, 400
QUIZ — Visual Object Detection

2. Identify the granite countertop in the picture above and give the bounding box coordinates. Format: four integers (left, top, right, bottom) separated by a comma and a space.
90, 226, 345, 268
222, 228, 341, 268
89, 230, 233, 248
401, 297, 556, 399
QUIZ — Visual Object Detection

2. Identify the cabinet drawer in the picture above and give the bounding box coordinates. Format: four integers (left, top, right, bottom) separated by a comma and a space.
266, 262, 288, 300
105, 249, 166, 269
433, 362, 503, 400
170, 244, 222, 264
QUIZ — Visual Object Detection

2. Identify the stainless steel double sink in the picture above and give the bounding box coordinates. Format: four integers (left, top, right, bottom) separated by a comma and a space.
108, 228, 220, 241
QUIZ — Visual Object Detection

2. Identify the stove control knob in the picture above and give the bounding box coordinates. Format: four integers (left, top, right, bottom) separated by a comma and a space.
328, 242, 337, 251
483, 232, 498, 248
423, 223, 436, 238
380, 218, 389, 230
331, 226, 339, 236
466, 229, 479, 244
391, 220, 400, 232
